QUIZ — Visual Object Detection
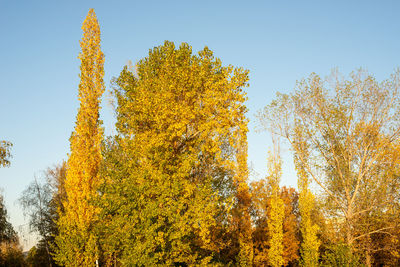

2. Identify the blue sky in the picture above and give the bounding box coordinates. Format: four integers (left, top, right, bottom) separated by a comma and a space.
1, 0, 399, 249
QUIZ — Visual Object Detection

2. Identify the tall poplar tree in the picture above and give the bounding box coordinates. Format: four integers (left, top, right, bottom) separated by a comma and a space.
55, 9, 104, 266
266, 146, 284, 267
236, 128, 254, 267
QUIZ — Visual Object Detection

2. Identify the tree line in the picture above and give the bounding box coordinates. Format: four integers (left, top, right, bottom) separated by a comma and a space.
0, 8, 399, 266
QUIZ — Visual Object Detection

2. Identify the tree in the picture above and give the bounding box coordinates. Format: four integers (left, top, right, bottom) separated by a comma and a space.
99, 41, 251, 265
250, 178, 270, 266
0, 241, 25, 267
280, 186, 300, 266
0, 141, 12, 168
0, 193, 24, 267
0, 194, 17, 244
259, 69, 400, 266
54, 9, 104, 266
321, 243, 363, 267
235, 121, 254, 267
293, 128, 320, 267
251, 182, 300, 266
20, 177, 53, 266
19, 162, 66, 267
26, 241, 55, 267
266, 147, 284, 267
297, 171, 320, 267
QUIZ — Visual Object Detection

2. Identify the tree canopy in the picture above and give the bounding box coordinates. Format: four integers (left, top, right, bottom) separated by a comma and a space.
99, 40, 252, 265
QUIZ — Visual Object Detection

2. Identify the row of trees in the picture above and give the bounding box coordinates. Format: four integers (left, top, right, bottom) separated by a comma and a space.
9, 8, 400, 266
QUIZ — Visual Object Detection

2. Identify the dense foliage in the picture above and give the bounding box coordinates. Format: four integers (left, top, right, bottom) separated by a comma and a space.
98, 40, 251, 265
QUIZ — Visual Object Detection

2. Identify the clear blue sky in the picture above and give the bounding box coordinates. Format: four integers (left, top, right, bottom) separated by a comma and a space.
1, 0, 399, 249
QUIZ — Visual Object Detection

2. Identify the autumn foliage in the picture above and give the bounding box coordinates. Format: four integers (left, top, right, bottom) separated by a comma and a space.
54, 9, 104, 266
13, 8, 400, 267
251, 180, 299, 267
97, 41, 252, 265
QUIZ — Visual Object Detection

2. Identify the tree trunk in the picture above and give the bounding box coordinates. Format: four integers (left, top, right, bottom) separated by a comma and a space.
44, 240, 52, 267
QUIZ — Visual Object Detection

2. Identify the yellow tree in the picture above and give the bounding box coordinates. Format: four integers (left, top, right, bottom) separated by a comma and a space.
235, 111, 253, 267
251, 183, 300, 266
266, 144, 284, 267
55, 9, 104, 266
99, 41, 251, 266
280, 186, 300, 266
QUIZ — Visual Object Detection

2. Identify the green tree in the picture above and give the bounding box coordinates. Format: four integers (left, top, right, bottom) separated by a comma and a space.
321, 243, 363, 267
0, 194, 17, 244
20, 177, 53, 266
0, 193, 24, 267
19, 162, 66, 267
55, 9, 104, 266
99, 41, 251, 265
26, 241, 56, 267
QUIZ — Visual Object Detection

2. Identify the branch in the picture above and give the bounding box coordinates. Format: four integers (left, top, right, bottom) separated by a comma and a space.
351, 226, 394, 243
